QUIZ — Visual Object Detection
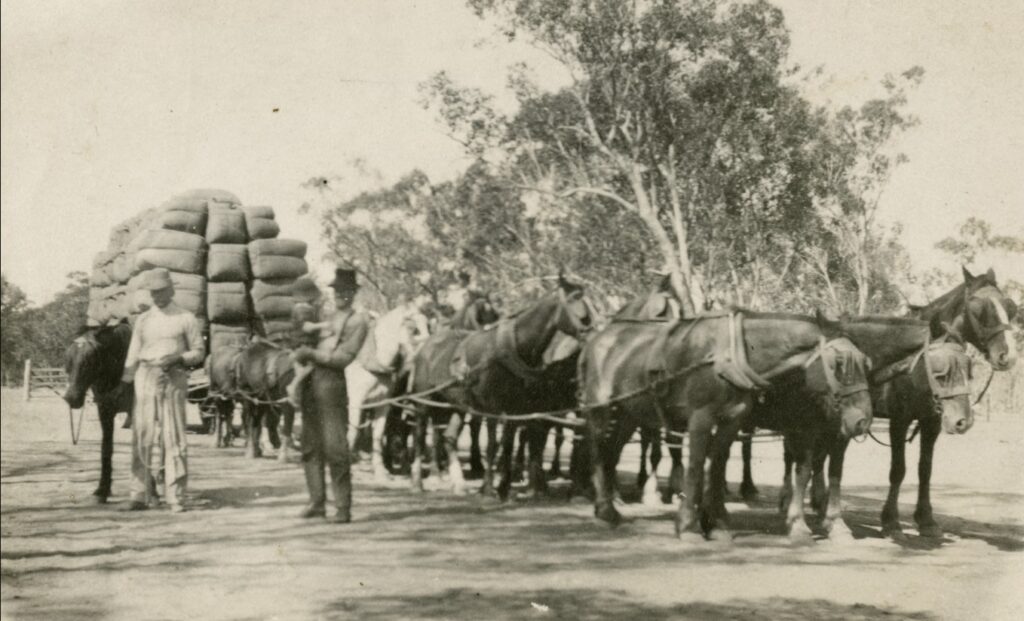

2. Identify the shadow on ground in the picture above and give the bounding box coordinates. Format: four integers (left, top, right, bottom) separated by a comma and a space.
322, 588, 934, 621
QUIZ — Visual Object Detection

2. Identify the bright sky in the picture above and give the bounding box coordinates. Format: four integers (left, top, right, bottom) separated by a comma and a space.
2, 0, 1022, 304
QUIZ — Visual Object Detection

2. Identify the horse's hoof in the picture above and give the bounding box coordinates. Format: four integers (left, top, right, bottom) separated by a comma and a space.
676, 531, 705, 544
881, 523, 907, 542
788, 520, 815, 546
707, 528, 734, 545
595, 505, 622, 528
917, 523, 943, 539
740, 483, 760, 504
91, 493, 109, 505
825, 521, 856, 544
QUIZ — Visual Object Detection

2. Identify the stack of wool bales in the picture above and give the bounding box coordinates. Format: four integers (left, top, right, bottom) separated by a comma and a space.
86, 189, 309, 357
245, 207, 307, 343
86, 208, 161, 326
206, 202, 253, 352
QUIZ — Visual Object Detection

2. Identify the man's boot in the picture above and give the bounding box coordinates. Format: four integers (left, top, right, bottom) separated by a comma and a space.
328, 463, 352, 524
299, 459, 326, 519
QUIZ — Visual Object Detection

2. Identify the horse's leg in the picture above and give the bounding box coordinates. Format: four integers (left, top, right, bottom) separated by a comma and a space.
778, 438, 794, 515
704, 417, 742, 542
94, 405, 115, 502
524, 423, 549, 498
809, 447, 829, 517
277, 404, 295, 463
740, 435, 759, 502
821, 435, 854, 541
914, 417, 943, 538
880, 418, 911, 540
677, 410, 711, 541
636, 430, 650, 498
479, 419, 498, 497
568, 428, 593, 501
370, 405, 389, 482
549, 426, 564, 479
640, 427, 663, 507
589, 411, 622, 526
512, 428, 527, 483
496, 422, 519, 501
664, 426, 684, 505
443, 412, 466, 495
265, 406, 281, 449
468, 416, 484, 476
409, 409, 425, 493
784, 432, 815, 544
245, 402, 262, 459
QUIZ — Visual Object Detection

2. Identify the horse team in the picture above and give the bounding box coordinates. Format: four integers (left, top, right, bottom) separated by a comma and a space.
64, 266, 1017, 543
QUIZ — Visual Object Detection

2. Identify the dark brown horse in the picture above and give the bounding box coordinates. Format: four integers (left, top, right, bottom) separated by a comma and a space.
62, 322, 134, 503
207, 339, 296, 459
579, 310, 872, 541
404, 276, 594, 496
768, 317, 934, 542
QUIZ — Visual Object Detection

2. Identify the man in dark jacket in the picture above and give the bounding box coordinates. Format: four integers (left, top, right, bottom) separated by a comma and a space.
291, 268, 369, 523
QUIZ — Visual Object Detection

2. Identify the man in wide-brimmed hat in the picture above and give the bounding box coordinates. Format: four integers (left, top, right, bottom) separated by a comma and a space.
118, 268, 205, 513
291, 267, 369, 523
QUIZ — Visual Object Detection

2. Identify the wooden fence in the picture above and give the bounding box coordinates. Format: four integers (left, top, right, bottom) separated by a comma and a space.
22, 360, 68, 401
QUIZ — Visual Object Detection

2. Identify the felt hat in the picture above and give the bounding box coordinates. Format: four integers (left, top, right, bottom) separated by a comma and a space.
328, 268, 359, 293
143, 268, 174, 291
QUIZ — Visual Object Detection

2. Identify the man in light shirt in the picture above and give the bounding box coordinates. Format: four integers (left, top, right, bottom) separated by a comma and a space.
119, 268, 205, 512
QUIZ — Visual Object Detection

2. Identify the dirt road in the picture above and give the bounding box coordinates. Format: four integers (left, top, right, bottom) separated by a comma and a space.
2, 388, 1023, 620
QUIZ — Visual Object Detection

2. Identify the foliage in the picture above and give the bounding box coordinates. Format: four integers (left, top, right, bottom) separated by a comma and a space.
1, 272, 89, 385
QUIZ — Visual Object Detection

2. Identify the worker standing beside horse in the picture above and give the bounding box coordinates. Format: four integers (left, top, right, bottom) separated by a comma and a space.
291, 268, 369, 523
119, 268, 206, 513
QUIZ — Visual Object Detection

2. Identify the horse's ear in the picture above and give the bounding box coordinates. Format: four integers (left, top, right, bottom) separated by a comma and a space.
962, 266, 975, 282
557, 270, 571, 291
985, 267, 997, 283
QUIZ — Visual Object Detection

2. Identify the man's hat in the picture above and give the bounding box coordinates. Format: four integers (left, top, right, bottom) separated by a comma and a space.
143, 268, 174, 291
291, 277, 321, 302
328, 268, 359, 292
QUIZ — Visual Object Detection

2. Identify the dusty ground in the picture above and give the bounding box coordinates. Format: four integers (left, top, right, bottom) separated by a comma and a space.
2, 387, 1023, 621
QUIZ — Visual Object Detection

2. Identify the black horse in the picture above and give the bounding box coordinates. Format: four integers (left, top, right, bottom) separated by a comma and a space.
62, 321, 133, 503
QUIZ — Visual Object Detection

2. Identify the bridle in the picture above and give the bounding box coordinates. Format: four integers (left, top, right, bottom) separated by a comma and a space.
873, 335, 972, 420
802, 336, 871, 431
963, 286, 1014, 354
556, 288, 597, 338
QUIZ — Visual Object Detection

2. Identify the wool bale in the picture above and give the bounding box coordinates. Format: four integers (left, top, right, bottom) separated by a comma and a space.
129, 288, 153, 314
209, 324, 251, 352
173, 288, 206, 318
107, 208, 160, 251
206, 244, 251, 282
161, 209, 208, 235
134, 247, 205, 275
129, 270, 206, 293
91, 266, 114, 288
87, 299, 107, 325
111, 254, 132, 284
206, 205, 248, 244
243, 205, 275, 219
207, 282, 250, 323
251, 278, 299, 303
245, 216, 280, 240
177, 188, 241, 205
250, 255, 308, 280
253, 294, 295, 319
129, 229, 208, 253
248, 238, 307, 259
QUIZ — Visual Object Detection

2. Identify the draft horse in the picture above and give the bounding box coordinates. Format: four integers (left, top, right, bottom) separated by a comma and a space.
404, 275, 594, 496
63, 321, 134, 503
579, 310, 873, 542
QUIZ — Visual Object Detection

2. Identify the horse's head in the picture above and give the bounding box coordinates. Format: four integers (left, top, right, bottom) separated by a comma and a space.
63, 322, 130, 408
914, 323, 974, 434
553, 273, 597, 338
804, 334, 873, 440
960, 267, 1018, 371
63, 327, 101, 409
